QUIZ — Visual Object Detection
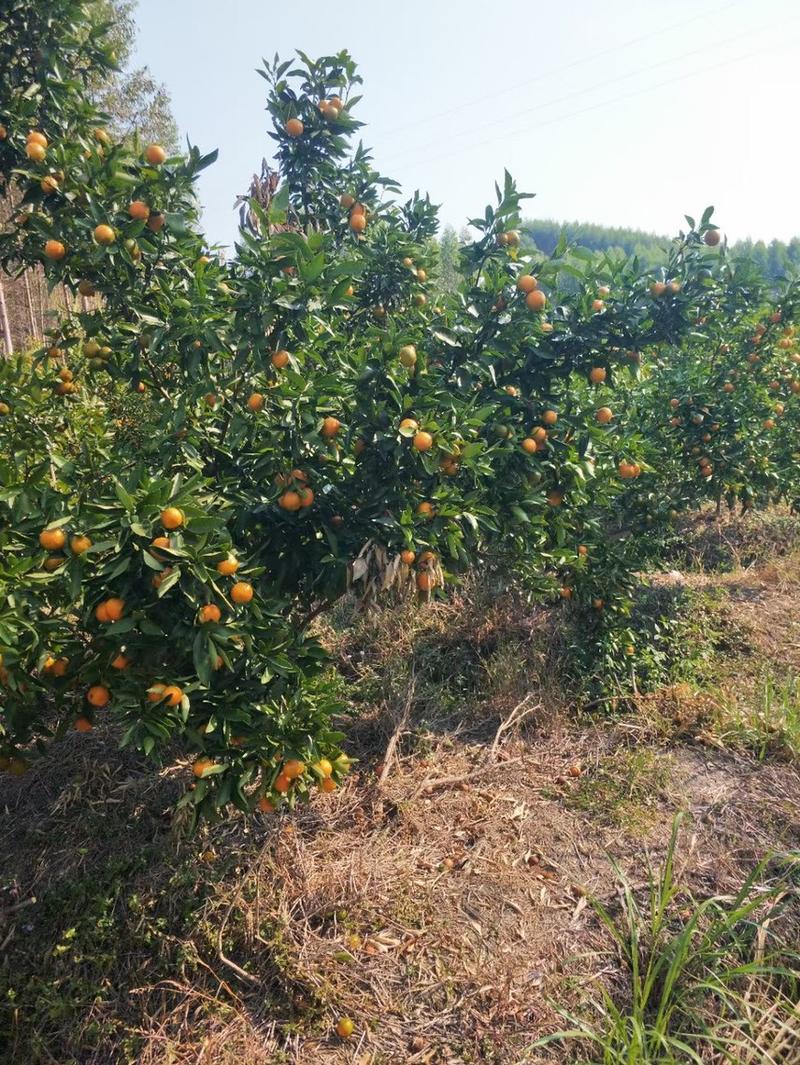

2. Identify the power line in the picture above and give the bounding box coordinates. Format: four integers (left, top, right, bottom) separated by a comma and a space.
378, 0, 745, 139
380, 11, 795, 169
390, 32, 799, 177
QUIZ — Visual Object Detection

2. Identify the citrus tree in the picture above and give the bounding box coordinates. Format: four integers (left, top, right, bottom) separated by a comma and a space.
1, 0, 798, 819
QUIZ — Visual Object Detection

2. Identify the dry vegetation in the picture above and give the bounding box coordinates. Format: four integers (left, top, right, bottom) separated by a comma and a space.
1, 511, 800, 1064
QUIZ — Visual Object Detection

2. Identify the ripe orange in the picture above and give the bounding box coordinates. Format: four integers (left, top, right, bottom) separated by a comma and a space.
597, 285, 611, 297
74, 716, 93, 733
279, 490, 302, 511
526, 289, 546, 311
162, 685, 184, 707
247, 392, 265, 412
43, 555, 65, 572
147, 684, 167, 703
128, 200, 150, 220
516, 274, 538, 293
321, 416, 341, 438
591, 299, 605, 312
400, 549, 415, 564
40, 174, 59, 195
298, 486, 315, 508
39, 527, 66, 551
521, 437, 538, 454
111, 654, 130, 671
412, 293, 427, 307
231, 581, 254, 604
349, 212, 367, 233
160, 506, 184, 529
399, 417, 418, 432
199, 604, 222, 624
416, 268, 427, 282
531, 427, 548, 444
271, 349, 290, 369
559, 586, 572, 599
417, 571, 435, 592
94, 224, 115, 245
723, 382, 735, 394
257, 796, 275, 813
192, 757, 215, 778
763, 418, 775, 429
103, 597, 125, 621
595, 407, 613, 425
589, 367, 607, 384
283, 759, 305, 780
592, 598, 604, 610
87, 684, 110, 707
26, 141, 46, 161
274, 774, 291, 794
413, 430, 433, 451
27, 130, 48, 148
650, 281, 666, 297
146, 211, 165, 232
144, 144, 166, 165
578, 545, 588, 557
542, 410, 558, 426
285, 118, 304, 137
321, 776, 337, 792
216, 558, 240, 576
315, 758, 334, 777
416, 501, 434, 518
546, 490, 563, 506
70, 534, 92, 555
340, 193, 355, 209
44, 239, 66, 260
336, 1018, 354, 1039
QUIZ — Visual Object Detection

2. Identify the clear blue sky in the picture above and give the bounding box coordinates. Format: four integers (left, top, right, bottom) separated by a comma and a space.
132, 0, 800, 251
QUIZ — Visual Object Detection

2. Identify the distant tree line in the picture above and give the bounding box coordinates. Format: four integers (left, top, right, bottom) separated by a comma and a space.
521, 219, 800, 281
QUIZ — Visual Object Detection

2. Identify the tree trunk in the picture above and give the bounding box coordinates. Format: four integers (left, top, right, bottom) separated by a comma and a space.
0, 275, 12, 355
23, 270, 39, 340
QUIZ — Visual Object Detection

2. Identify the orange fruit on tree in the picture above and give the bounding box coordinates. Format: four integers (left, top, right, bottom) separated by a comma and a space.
129, 200, 150, 220
39, 527, 66, 550
531, 426, 548, 444
595, 407, 613, 425
315, 758, 334, 777
650, 281, 666, 297
591, 299, 605, 312
40, 174, 59, 194
87, 684, 110, 707
103, 597, 125, 621
162, 685, 184, 707
559, 586, 572, 599
525, 289, 546, 311
413, 430, 433, 452
517, 274, 538, 293
111, 654, 130, 670
399, 344, 417, 367
399, 417, 418, 431
416, 501, 434, 517
321, 776, 337, 792
271, 349, 290, 368
26, 141, 46, 161
257, 796, 275, 813
93, 224, 115, 245
199, 604, 222, 624
577, 545, 588, 556
546, 490, 563, 506
279, 490, 302, 511
43, 555, 65, 572
417, 571, 435, 592
321, 416, 341, 438
147, 683, 167, 703
74, 716, 93, 733
589, 367, 607, 384
146, 211, 165, 232
44, 239, 66, 260
160, 506, 184, 529
247, 392, 264, 412
285, 118, 304, 137
70, 534, 92, 554
349, 212, 367, 233
216, 558, 240, 576
192, 757, 215, 778
298, 486, 315, 508
231, 581, 254, 604
400, 549, 415, 564
274, 774, 291, 794
27, 130, 48, 148
144, 143, 166, 165
340, 192, 355, 209
542, 410, 558, 426
521, 437, 538, 454
283, 759, 305, 779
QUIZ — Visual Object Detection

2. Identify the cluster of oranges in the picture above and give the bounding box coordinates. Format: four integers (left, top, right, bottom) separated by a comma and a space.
276, 468, 315, 512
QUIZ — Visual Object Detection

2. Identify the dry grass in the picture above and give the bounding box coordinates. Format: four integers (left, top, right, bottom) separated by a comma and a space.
2, 536, 800, 1063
